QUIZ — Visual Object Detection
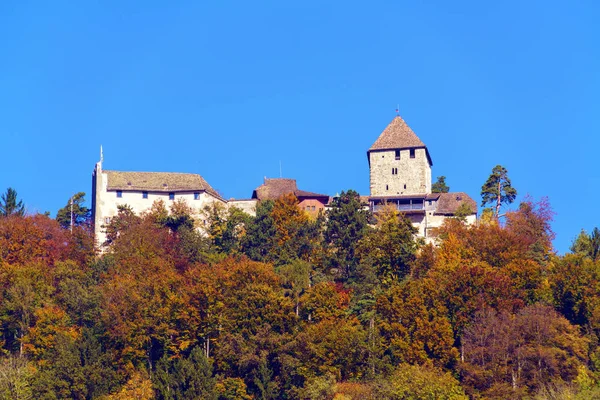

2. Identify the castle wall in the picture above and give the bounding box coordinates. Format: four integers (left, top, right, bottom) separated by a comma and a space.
228, 199, 257, 216
93, 171, 224, 246
369, 148, 431, 196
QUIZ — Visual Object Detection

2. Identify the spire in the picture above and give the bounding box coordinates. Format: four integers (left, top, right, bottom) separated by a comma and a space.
100, 145, 104, 163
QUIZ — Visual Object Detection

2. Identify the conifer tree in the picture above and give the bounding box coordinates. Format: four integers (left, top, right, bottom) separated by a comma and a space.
55, 192, 90, 229
480, 165, 517, 217
432, 176, 450, 193
0, 188, 25, 217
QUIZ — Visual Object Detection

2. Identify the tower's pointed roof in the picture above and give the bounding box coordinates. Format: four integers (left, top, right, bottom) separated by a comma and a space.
369, 116, 426, 151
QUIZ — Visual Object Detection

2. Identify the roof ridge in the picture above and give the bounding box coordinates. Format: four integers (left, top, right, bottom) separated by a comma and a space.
369, 116, 426, 151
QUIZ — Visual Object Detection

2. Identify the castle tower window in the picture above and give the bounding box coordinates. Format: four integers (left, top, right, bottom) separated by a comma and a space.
116, 190, 122, 198
194, 192, 200, 200
404, 184, 407, 189
392, 168, 398, 175
386, 185, 389, 191
410, 149, 416, 158
169, 192, 175, 200
395, 150, 400, 160
143, 191, 148, 199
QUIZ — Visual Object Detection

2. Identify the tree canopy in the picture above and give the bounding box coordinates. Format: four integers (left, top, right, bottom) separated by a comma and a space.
2, 186, 600, 399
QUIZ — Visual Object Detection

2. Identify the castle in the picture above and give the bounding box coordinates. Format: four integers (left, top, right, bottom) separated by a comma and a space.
92, 116, 476, 246
366, 116, 476, 238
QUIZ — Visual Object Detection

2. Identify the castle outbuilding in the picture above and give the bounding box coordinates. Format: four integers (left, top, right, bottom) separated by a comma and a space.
367, 116, 477, 238
91, 155, 225, 247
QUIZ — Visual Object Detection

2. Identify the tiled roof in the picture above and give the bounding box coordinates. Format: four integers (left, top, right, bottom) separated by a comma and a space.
435, 192, 477, 215
369, 116, 426, 151
105, 170, 222, 199
252, 178, 329, 201
295, 190, 329, 200
252, 178, 298, 200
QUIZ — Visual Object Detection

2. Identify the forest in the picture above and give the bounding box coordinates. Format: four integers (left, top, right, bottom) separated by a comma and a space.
0, 182, 600, 400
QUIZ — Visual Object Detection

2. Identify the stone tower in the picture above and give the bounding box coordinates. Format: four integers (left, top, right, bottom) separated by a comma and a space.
368, 116, 432, 196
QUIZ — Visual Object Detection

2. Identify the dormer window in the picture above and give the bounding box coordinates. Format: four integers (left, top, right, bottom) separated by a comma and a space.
410, 149, 416, 158
395, 150, 400, 160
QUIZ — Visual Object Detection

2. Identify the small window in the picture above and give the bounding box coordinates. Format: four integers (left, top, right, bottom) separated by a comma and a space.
104, 217, 111, 224
410, 149, 416, 158
142, 191, 148, 199
116, 190, 122, 198
395, 150, 400, 160
404, 184, 407, 189
428, 200, 432, 206
386, 185, 389, 191
169, 192, 175, 200
194, 192, 200, 200
311, 206, 316, 211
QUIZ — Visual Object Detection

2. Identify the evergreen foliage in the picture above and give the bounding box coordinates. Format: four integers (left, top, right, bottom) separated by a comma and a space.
432, 176, 450, 193
481, 165, 517, 217
55, 192, 90, 229
0, 187, 25, 217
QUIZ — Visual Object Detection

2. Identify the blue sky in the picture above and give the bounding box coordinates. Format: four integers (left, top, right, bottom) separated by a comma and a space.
1, 1, 598, 253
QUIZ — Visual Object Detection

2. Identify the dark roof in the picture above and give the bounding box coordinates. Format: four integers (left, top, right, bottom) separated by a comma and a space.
435, 192, 477, 215
368, 116, 432, 166
252, 178, 329, 201
105, 170, 222, 199
252, 178, 297, 200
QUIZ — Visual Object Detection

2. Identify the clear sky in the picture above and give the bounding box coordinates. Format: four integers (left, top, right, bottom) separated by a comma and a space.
1, 1, 598, 253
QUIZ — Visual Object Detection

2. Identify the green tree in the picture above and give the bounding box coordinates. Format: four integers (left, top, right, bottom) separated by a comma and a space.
357, 206, 418, 283
278, 260, 311, 316
432, 176, 450, 193
481, 165, 517, 218
324, 190, 369, 280
0, 188, 25, 217
55, 192, 90, 229
242, 200, 277, 262
153, 346, 217, 400
570, 228, 600, 262
0, 356, 33, 400
374, 364, 468, 400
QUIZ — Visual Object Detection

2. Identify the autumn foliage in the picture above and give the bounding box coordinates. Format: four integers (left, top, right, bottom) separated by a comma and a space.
1, 195, 600, 399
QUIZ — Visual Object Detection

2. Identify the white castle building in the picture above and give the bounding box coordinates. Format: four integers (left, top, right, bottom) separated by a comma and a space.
91, 154, 227, 247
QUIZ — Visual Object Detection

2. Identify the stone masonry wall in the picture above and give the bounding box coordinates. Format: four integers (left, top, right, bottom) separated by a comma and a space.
369, 148, 431, 196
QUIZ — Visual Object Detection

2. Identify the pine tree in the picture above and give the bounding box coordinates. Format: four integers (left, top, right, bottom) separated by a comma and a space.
55, 192, 90, 229
0, 188, 25, 217
432, 176, 450, 193
324, 190, 369, 280
480, 165, 517, 217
